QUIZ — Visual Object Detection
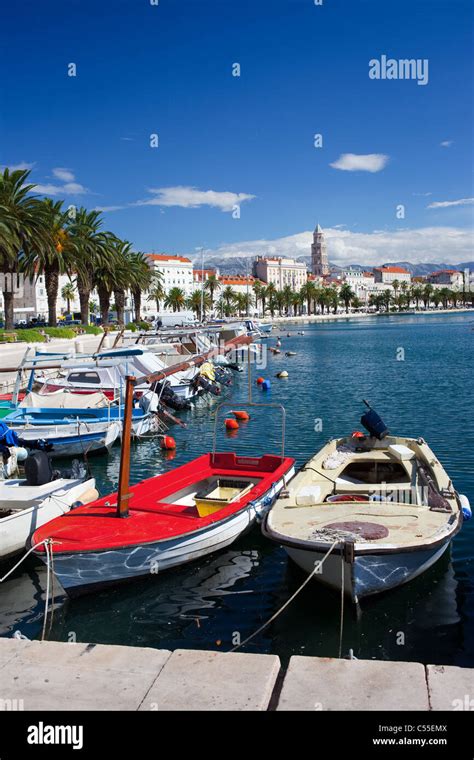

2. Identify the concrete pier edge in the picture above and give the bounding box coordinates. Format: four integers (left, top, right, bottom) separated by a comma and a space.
0, 639, 472, 711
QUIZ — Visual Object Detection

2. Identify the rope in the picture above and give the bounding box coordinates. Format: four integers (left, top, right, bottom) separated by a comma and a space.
41, 540, 52, 641
338, 545, 345, 658
230, 538, 340, 653
0, 540, 49, 583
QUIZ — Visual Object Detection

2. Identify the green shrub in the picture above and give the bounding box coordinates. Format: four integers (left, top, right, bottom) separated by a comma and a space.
79, 325, 103, 335
135, 320, 151, 331
14, 329, 46, 343
128, 323, 138, 332
44, 327, 76, 340
0, 331, 17, 343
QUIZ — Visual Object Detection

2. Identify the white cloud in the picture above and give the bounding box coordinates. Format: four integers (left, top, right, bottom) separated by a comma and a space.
1, 161, 36, 172
53, 167, 75, 182
330, 153, 389, 173
440, 140, 453, 147
412, 192, 432, 197
134, 185, 256, 212
34, 183, 64, 196
62, 181, 87, 194
199, 226, 473, 267
427, 198, 474, 209
94, 205, 126, 212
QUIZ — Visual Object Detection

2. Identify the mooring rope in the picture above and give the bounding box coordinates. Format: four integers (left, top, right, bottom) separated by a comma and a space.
230, 538, 340, 653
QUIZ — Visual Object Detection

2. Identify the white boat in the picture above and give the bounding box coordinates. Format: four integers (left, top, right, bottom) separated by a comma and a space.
34, 347, 200, 402
0, 473, 98, 561
263, 408, 469, 602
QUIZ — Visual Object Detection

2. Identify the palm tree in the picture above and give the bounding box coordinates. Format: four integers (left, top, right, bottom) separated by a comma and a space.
339, 283, 355, 313
391, 279, 401, 305
411, 285, 423, 310
0, 169, 50, 330
61, 281, 76, 314
147, 279, 166, 313
235, 292, 253, 317
281, 285, 293, 316
23, 198, 77, 326
439, 287, 452, 309
292, 291, 303, 316
422, 283, 433, 310
164, 287, 186, 312
204, 274, 221, 311
300, 281, 317, 316
252, 280, 264, 315
400, 281, 410, 309
92, 232, 123, 325
382, 289, 392, 313
221, 285, 237, 314
187, 290, 211, 318
327, 286, 339, 314
66, 208, 109, 325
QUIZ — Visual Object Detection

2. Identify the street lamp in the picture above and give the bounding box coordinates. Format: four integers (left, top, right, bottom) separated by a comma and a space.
195, 247, 205, 323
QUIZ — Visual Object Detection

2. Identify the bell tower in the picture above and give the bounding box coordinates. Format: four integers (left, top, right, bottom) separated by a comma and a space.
311, 223, 329, 276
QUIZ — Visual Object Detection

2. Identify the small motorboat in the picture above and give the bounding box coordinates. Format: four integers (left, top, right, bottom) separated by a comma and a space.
32, 451, 295, 596
263, 403, 469, 602
3, 391, 157, 456
0, 452, 97, 561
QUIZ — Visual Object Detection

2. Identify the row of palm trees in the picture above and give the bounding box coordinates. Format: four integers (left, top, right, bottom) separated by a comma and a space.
0, 169, 162, 330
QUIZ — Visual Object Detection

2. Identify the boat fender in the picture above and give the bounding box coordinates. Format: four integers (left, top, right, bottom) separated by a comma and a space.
225, 418, 239, 430
459, 494, 472, 520
261, 380, 271, 390
72, 488, 99, 508
276, 370, 288, 378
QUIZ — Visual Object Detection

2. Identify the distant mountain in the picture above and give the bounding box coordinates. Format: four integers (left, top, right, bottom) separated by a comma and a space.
198, 256, 473, 277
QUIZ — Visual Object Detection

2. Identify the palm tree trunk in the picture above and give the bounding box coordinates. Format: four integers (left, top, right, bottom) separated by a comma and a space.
132, 288, 141, 322
2, 290, 14, 331
98, 284, 110, 325
77, 273, 91, 325
114, 289, 125, 325
45, 263, 59, 326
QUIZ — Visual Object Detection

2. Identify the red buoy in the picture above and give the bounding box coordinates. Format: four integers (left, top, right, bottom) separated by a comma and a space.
225, 418, 239, 430
351, 431, 366, 439
256, 377, 264, 384
161, 435, 176, 450
232, 410, 250, 421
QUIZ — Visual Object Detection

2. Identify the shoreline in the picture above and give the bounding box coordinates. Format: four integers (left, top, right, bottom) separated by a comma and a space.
1, 638, 472, 711
262, 307, 473, 326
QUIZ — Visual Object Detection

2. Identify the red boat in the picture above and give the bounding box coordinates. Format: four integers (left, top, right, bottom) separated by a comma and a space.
33, 452, 295, 595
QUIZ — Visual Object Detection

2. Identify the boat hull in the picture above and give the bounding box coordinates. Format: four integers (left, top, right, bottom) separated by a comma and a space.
0, 478, 96, 561
36, 467, 293, 596
9, 422, 121, 457
284, 540, 451, 602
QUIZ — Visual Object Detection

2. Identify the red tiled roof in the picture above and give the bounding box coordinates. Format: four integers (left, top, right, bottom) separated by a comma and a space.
147, 254, 191, 263
363, 271, 374, 278
374, 266, 410, 274
430, 269, 461, 276
219, 275, 255, 286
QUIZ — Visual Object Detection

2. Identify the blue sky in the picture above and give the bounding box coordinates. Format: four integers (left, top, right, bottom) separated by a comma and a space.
1, 0, 473, 265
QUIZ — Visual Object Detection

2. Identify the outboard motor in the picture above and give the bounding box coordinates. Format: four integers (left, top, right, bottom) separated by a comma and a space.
24, 451, 54, 486
361, 400, 389, 440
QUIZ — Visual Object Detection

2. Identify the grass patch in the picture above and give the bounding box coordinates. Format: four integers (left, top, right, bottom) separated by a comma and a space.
12, 329, 47, 343
79, 325, 103, 335
44, 326, 76, 339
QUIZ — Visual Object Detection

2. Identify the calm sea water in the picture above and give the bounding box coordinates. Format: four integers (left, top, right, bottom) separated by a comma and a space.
1, 313, 473, 666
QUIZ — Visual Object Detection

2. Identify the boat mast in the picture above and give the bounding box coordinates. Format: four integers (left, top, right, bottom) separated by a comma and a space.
116, 375, 135, 518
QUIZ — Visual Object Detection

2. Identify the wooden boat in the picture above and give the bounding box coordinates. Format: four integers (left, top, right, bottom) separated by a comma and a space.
32, 452, 295, 595
263, 407, 469, 602
0, 471, 97, 562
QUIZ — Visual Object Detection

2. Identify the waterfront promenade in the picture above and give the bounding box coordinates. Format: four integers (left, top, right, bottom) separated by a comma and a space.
1, 638, 472, 711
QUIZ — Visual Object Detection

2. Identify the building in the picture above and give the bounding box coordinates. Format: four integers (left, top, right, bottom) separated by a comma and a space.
253, 256, 307, 290
427, 269, 464, 288
218, 275, 257, 295
0, 274, 48, 323
146, 253, 194, 312
373, 265, 411, 285
311, 223, 330, 276
192, 268, 219, 287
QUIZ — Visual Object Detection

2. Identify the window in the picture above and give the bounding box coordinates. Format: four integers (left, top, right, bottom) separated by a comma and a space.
67, 372, 101, 384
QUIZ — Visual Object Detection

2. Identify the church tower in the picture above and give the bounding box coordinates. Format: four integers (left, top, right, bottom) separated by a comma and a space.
311, 223, 329, 276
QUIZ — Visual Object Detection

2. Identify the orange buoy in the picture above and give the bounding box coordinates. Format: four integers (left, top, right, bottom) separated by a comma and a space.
232, 410, 250, 421
256, 377, 264, 384
161, 435, 176, 450
225, 418, 239, 430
